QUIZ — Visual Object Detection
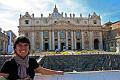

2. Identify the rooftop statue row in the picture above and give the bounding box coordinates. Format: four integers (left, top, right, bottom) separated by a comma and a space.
19, 5, 100, 19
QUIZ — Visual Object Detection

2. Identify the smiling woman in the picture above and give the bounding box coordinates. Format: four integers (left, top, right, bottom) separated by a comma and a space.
15, 42, 30, 58
0, 36, 64, 80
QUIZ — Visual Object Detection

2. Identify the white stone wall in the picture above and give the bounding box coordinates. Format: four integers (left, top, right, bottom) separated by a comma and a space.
18, 7, 102, 51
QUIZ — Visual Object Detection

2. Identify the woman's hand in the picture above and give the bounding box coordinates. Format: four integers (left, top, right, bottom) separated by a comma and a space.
56, 71, 64, 75
35, 66, 64, 75
0, 73, 9, 78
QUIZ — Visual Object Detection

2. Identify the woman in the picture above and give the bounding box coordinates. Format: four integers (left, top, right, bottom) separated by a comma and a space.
0, 36, 64, 80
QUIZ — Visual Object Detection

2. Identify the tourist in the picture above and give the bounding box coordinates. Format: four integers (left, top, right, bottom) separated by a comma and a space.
0, 36, 64, 80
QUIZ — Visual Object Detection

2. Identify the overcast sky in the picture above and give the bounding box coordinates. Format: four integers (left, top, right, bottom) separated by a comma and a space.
0, 0, 120, 36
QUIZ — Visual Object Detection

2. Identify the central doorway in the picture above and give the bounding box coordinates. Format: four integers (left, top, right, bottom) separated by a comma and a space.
94, 39, 99, 49
61, 43, 65, 50
44, 43, 49, 50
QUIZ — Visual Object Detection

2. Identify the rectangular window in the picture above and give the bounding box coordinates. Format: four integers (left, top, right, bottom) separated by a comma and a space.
68, 32, 71, 39
60, 31, 65, 38
43, 31, 48, 38
76, 32, 81, 38
54, 32, 58, 38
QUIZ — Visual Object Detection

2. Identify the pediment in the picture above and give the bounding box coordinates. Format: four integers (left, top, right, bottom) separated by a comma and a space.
21, 14, 32, 19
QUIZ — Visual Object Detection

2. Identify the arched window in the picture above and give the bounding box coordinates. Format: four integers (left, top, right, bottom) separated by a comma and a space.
25, 20, 29, 24
93, 20, 97, 24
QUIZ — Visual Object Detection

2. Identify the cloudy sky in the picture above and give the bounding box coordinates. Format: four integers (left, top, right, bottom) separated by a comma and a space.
0, 0, 120, 36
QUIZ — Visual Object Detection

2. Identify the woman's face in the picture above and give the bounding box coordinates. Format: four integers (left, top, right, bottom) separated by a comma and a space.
15, 42, 30, 58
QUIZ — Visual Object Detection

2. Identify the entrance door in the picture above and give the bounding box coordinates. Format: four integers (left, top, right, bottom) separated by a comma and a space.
94, 39, 99, 49
76, 42, 80, 50
55, 45, 58, 50
68, 46, 71, 50
61, 43, 65, 50
44, 43, 49, 50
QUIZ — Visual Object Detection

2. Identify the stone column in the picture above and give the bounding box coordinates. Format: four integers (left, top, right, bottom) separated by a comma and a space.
74, 31, 76, 50
58, 31, 60, 50
40, 31, 43, 50
81, 31, 84, 49
66, 31, 68, 50
116, 41, 120, 53
99, 32, 103, 50
3, 41, 5, 53
89, 31, 93, 50
49, 31, 52, 50
38, 32, 41, 51
5, 41, 7, 53
31, 32, 35, 49
71, 31, 74, 50
52, 31, 55, 50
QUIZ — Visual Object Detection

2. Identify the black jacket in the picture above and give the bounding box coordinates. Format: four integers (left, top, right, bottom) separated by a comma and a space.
1, 58, 39, 80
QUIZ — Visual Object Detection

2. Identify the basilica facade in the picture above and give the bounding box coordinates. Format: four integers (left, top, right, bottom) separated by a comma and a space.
18, 5, 103, 51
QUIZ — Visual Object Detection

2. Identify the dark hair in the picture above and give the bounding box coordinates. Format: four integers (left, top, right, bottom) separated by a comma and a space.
14, 36, 31, 49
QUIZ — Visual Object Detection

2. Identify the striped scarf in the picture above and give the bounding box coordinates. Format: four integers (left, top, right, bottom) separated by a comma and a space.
14, 55, 30, 79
